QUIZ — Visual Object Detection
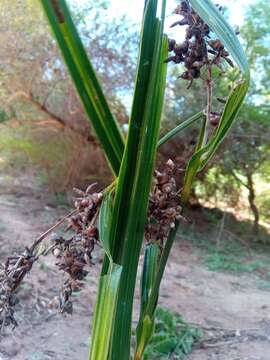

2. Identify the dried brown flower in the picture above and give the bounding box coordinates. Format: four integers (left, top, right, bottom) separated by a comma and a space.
166, 0, 235, 88
0, 183, 103, 327
146, 159, 183, 246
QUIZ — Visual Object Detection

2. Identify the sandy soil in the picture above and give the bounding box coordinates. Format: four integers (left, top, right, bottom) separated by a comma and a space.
0, 175, 269, 360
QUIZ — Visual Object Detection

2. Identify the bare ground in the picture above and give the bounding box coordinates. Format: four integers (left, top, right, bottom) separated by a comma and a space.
0, 175, 270, 360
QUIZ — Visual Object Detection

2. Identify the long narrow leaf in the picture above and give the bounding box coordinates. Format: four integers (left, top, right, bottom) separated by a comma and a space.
98, 190, 114, 261
195, 113, 207, 151
106, 0, 160, 269
157, 111, 204, 148
89, 187, 123, 360
107, 1, 168, 357
89, 264, 122, 360
39, 0, 124, 175
139, 244, 160, 319
136, 244, 160, 356
199, 82, 248, 168
111, 33, 168, 360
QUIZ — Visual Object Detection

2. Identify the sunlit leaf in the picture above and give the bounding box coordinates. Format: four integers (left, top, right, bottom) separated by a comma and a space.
89, 264, 122, 360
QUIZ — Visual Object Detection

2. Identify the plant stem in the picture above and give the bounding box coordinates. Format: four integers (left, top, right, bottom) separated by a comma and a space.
204, 67, 212, 145
146, 222, 178, 316
134, 223, 179, 360
30, 209, 77, 253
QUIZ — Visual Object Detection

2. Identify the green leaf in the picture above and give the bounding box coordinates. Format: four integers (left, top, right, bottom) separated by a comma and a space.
106, 1, 168, 358
135, 244, 160, 359
151, 337, 177, 355
89, 264, 122, 360
135, 315, 155, 360
155, 308, 175, 331
39, 0, 124, 175
135, 225, 179, 359
199, 82, 249, 168
139, 244, 160, 319
0, 108, 8, 123
98, 189, 114, 261
107, 0, 161, 267
157, 111, 204, 148
144, 307, 201, 359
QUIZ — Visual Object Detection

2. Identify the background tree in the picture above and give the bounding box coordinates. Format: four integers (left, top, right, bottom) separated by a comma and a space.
0, 0, 138, 190
213, 0, 270, 233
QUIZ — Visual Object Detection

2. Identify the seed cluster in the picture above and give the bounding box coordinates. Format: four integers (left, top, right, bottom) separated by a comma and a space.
51, 184, 102, 314
146, 159, 182, 245
0, 184, 103, 327
166, 0, 234, 88
0, 247, 37, 328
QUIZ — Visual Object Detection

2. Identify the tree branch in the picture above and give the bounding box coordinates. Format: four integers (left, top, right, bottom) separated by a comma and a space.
7, 91, 99, 146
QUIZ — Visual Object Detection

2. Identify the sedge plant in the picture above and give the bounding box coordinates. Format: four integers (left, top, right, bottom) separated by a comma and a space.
0, 0, 249, 359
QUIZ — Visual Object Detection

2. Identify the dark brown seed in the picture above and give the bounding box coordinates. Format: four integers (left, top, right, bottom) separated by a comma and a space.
208, 39, 224, 51
168, 38, 176, 52
190, 68, 200, 78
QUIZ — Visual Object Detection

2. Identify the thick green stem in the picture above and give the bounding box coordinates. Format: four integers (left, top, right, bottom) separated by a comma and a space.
134, 223, 178, 359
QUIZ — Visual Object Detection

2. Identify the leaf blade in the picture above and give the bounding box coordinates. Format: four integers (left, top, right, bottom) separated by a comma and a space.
157, 111, 204, 148
107, 2, 168, 357
89, 264, 122, 360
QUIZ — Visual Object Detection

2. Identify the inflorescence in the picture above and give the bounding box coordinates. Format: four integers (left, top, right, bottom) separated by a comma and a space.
166, 0, 234, 89
0, 184, 103, 328
146, 159, 183, 247
51, 183, 102, 314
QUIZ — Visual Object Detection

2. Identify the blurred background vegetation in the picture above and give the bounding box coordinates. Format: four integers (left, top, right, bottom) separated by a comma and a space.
0, 0, 269, 243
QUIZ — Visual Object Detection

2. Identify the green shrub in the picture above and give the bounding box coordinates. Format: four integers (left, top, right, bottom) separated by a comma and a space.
144, 308, 201, 359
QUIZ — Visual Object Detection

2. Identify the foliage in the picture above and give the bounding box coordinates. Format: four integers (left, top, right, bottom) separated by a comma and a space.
206, 253, 263, 273
144, 308, 201, 359
218, 0, 270, 217
0, 108, 8, 123
0, 123, 111, 192
241, 0, 270, 102
257, 189, 270, 222
195, 167, 241, 206
0, 0, 137, 108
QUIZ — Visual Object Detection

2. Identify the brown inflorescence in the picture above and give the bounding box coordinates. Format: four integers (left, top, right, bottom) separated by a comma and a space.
166, 0, 234, 89
0, 247, 37, 329
48, 184, 102, 314
0, 183, 103, 327
146, 159, 183, 246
